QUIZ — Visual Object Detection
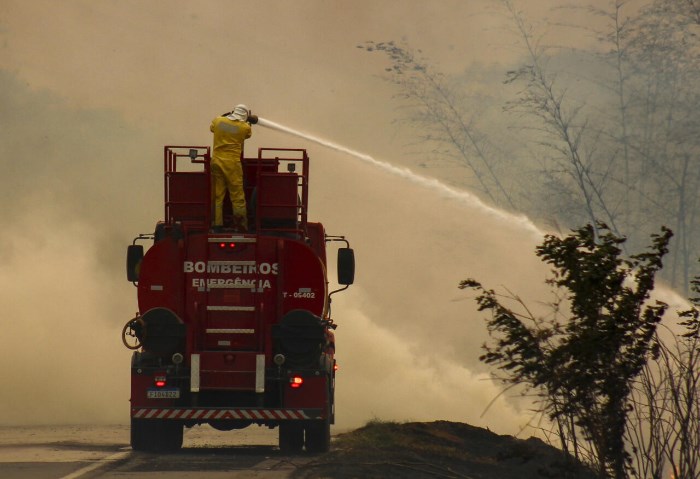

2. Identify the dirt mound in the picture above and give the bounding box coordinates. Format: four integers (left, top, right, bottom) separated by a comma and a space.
293, 420, 597, 479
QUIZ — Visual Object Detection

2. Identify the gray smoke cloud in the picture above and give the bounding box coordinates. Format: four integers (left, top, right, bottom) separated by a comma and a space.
0, 68, 550, 430
0, 71, 159, 424
1, 0, 683, 436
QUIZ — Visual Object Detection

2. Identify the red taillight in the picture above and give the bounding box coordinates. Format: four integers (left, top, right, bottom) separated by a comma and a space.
154, 375, 167, 388
289, 376, 304, 389
218, 242, 236, 249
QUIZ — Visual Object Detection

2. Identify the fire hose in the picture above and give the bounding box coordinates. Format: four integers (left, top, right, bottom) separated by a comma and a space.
122, 314, 146, 350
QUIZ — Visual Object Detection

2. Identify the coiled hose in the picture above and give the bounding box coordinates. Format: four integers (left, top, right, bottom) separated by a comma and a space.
122, 314, 145, 350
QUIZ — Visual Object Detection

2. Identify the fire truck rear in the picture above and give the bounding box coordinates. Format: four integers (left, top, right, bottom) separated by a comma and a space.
123, 145, 355, 453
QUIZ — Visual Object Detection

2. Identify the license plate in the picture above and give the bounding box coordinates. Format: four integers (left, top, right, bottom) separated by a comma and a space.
147, 388, 180, 399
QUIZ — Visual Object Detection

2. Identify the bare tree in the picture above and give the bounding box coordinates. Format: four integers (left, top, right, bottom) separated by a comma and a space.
620, 0, 700, 291
361, 0, 700, 290
503, 1, 627, 242
359, 41, 518, 210
504, 0, 700, 292
627, 277, 700, 479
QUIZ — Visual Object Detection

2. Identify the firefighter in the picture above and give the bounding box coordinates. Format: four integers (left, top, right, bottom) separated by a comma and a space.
210, 104, 252, 232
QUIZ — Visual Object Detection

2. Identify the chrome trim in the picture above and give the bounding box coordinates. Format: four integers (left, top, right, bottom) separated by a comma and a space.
208, 237, 256, 243
206, 328, 255, 334
206, 306, 255, 311
255, 354, 265, 394
190, 354, 200, 393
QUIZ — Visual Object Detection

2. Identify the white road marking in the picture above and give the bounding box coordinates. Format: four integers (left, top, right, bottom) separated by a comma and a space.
58, 448, 131, 479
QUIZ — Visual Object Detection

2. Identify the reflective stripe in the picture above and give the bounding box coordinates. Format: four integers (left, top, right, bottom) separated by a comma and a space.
207, 306, 255, 311
206, 328, 255, 334
192, 410, 205, 419
255, 354, 265, 394
208, 237, 256, 243
172, 409, 185, 419
190, 354, 200, 393
131, 408, 313, 420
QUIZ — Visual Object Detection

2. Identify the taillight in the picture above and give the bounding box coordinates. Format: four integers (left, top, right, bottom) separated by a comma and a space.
154, 375, 167, 388
289, 376, 304, 389
218, 242, 236, 249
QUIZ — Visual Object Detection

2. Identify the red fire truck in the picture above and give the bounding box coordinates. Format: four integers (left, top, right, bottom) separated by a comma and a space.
123, 145, 355, 453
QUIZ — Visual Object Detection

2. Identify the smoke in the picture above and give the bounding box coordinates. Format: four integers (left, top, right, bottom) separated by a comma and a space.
0, 0, 689, 438
0, 70, 550, 430
298, 125, 555, 432
0, 71, 157, 425
0, 214, 128, 425
0, 75, 677, 433
258, 117, 542, 238
263, 118, 692, 433
337, 308, 529, 432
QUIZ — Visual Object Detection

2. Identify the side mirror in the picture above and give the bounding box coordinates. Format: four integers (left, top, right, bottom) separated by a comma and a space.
127, 245, 144, 282
337, 248, 355, 286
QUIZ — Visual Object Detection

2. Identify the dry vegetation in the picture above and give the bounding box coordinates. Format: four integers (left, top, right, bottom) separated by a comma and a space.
293, 420, 597, 479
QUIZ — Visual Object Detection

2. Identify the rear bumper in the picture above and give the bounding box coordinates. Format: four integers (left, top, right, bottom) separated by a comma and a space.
131, 407, 322, 421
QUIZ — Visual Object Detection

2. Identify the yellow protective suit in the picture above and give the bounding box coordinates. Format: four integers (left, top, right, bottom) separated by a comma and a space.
210, 116, 252, 229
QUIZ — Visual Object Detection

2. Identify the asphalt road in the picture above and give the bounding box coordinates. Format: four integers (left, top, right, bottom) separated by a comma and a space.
0, 424, 316, 479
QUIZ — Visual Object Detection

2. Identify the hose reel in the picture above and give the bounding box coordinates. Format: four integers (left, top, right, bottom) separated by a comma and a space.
121, 308, 185, 355
273, 309, 327, 368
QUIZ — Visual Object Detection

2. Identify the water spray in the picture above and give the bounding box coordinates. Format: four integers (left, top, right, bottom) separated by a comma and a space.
257, 117, 543, 238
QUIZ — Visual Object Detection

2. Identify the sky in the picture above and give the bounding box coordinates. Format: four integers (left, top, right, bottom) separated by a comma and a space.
1, 0, 666, 435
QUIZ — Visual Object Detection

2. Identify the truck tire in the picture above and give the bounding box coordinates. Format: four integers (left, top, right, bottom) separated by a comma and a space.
304, 416, 330, 453
305, 376, 332, 453
278, 422, 304, 454
131, 418, 183, 452
304, 388, 333, 453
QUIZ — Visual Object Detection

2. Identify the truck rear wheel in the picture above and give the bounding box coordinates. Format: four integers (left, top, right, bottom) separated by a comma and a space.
278, 422, 304, 453
305, 377, 333, 453
304, 417, 330, 453
131, 418, 183, 452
